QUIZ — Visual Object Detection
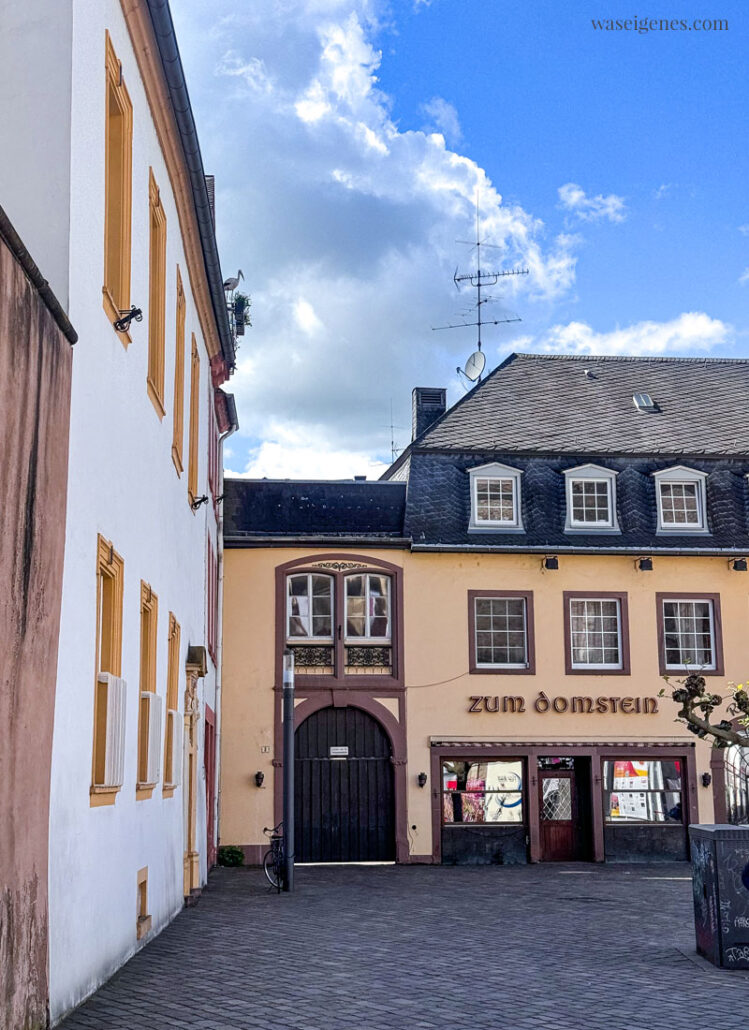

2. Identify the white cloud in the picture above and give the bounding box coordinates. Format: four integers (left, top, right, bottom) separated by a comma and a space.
232, 422, 389, 479
421, 97, 462, 145
738, 224, 749, 236
526, 312, 732, 356
654, 183, 672, 200
740, 268, 749, 285
173, 2, 594, 475
558, 182, 627, 223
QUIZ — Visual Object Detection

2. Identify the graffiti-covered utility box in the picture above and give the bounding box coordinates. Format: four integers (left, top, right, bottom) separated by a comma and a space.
690, 824, 749, 969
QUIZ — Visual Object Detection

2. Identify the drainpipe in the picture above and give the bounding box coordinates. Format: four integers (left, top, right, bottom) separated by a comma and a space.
214, 394, 238, 860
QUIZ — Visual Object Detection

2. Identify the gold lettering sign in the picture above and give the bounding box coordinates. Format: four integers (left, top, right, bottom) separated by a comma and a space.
468, 692, 659, 715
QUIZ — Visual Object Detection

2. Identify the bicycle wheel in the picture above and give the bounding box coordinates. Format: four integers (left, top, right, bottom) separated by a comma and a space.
263, 849, 282, 890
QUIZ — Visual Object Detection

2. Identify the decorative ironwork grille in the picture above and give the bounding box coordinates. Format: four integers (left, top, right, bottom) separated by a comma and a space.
346, 646, 392, 668
289, 645, 333, 667
541, 778, 572, 821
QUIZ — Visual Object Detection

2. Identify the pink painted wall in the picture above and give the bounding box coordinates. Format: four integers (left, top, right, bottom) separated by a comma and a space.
0, 228, 73, 1029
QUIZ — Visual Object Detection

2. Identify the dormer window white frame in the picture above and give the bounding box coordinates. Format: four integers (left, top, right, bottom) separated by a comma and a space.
653, 466, 709, 534
468, 462, 523, 533
563, 464, 619, 533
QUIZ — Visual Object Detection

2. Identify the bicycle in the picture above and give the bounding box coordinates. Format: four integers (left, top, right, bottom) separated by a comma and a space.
262, 823, 284, 892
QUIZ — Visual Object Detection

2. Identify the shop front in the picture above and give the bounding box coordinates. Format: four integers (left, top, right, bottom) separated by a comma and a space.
430, 743, 698, 865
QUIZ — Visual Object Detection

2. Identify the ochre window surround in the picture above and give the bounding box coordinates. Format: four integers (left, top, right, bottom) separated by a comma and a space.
562, 591, 631, 675
468, 590, 536, 675
187, 334, 200, 505
147, 169, 167, 417
163, 612, 181, 795
136, 866, 151, 939
275, 553, 404, 688
91, 534, 125, 807
137, 581, 161, 797
172, 266, 186, 474
103, 32, 133, 344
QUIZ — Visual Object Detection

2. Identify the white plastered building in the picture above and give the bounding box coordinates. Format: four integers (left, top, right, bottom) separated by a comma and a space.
0, 1, 238, 1021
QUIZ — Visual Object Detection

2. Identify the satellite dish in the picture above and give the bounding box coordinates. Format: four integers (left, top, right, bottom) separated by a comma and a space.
464, 350, 486, 382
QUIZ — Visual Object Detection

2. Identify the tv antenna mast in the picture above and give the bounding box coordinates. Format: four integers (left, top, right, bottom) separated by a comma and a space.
432, 195, 528, 382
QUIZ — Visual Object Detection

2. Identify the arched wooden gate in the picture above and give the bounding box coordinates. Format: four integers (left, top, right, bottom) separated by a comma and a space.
294, 706, 395, 863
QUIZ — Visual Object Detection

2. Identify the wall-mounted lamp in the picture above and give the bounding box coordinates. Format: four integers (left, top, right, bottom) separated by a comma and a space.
638, 557, 653, 572
191, 494, 209, 511
542, 556, 559, 571
417, 772, 428, 788
113, 305, 142, 333
701, 772, 712, 788
254, 770, 265, 788
731, 558, 748, 572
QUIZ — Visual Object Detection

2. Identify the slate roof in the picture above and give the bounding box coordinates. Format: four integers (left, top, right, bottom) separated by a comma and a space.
223, 479, 407, 543
405, 353, 749, 457
225, 355, 749, 554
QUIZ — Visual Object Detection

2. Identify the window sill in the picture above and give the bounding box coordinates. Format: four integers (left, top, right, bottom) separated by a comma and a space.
90, 785, 120, 807
102, 287, 131, 347
468, 523, 525, 534
163, 785, 177, 799
471, 664, 534, 675
565, 525, 621, 534
568, 666, 630, 676
656, 527, 710, 535
136, 784, 156, 800
147, 377, 166, 420
136, 914, 152, 940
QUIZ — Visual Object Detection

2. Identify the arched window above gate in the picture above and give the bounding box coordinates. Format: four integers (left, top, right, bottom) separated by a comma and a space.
276, 555, 404, 688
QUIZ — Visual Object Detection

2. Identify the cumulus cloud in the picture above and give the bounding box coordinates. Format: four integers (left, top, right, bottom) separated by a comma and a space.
231, 422, 389, 479
558, 182, 627, 223
527, 312, 732, 356
420, 97, 462, 145
172, 2, 634, 476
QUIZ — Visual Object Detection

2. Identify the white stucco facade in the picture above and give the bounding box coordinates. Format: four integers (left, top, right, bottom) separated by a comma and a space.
1, 2, 230, 1021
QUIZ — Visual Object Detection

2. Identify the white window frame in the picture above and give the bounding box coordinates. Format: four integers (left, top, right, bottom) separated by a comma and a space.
474, 595, 529, 669
563, 464, 619, 533
568, 597, 623, 671
344, 573, 392, 644
662, 598, 717, 671
286, 573, 334, 642
468, 462, 523, 533
653, 466, 709, 534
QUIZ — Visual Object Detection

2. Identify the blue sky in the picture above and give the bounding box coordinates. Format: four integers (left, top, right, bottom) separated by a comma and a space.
172, 0, 749, 478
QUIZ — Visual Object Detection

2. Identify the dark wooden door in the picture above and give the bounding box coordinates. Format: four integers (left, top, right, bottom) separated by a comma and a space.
295, 707, 395, 863
539, 770, 577, 861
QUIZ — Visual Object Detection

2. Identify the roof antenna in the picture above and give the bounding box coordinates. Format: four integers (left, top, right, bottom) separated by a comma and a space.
434, 191, 528, 383
385, 399, 405, 463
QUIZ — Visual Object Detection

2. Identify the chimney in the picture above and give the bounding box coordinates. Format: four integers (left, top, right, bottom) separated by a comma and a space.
412, 387, 447, 441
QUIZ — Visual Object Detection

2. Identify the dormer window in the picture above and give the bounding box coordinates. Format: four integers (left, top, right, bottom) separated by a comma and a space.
468, 463, 523, 532
653, 467, 708, 533
563, 464, 619, 533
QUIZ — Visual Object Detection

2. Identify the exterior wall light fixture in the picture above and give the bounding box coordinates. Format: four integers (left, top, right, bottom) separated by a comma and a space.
113, 305, 142, 333
254, 770, 265, 788
543, 556, 559, 571
417, 772, 428, 788
731, 558, 748, 572
701, 772, 712, 788
638, 557, 653, 571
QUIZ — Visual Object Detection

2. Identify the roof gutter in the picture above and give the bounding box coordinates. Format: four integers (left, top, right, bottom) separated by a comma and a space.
0, 203, 77, 344
146, 0, 235, 371
411, 543, 749, 557
225, 535, 411, 549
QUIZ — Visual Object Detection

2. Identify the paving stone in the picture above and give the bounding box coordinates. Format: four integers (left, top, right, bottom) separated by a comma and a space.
58, 863, 749, 1029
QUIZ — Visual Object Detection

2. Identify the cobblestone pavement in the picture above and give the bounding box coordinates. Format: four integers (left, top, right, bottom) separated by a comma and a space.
58, 862, 749, 1030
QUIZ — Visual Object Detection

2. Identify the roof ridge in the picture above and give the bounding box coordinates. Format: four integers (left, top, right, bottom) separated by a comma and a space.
514, 352, 749, 365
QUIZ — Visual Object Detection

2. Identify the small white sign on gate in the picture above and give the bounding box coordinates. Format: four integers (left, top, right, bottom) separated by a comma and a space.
329, 745, 349, 758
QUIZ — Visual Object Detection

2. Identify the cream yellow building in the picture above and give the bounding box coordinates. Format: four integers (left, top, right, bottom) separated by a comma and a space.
221, 355, 749, 866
